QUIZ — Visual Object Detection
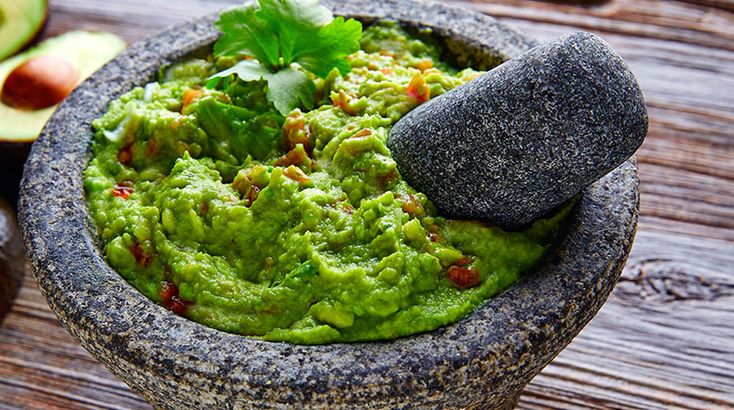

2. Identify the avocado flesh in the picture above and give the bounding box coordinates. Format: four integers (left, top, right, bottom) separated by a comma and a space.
0, 0, 47, 61
0, 31, 126, 142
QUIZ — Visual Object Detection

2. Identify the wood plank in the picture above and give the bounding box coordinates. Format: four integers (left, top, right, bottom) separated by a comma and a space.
519, 230, 734, 410
0, 277, 151, 410
1, 0, 732, 409
459, 0, 734, 50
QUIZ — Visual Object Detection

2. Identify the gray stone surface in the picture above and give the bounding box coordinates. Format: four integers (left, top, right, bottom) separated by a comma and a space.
18, 1, 639, 409
389, 32, 648, 230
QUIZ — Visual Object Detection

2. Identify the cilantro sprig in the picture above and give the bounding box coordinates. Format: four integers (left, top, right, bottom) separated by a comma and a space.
210, 0, 363, 115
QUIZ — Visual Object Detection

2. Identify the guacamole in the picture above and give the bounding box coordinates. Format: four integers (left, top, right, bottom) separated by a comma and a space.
84, 22, 568, 344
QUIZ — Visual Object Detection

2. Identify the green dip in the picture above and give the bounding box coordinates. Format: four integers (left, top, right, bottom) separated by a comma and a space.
84, 22, 569, 344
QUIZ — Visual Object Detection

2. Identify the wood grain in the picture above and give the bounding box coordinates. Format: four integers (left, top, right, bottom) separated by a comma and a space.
1, 0, 732, 409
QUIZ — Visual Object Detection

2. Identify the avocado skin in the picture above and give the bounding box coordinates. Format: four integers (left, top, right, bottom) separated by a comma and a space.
0, 0, 48, 61
0, 199, 24, 323
0, 142, 31, 205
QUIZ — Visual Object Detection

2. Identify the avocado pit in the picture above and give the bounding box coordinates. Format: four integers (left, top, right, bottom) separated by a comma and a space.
1, 55, 79, 110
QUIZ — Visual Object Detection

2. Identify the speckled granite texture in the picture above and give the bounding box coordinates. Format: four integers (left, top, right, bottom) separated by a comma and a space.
389, 32, 647, 230
18, 1, 639, 408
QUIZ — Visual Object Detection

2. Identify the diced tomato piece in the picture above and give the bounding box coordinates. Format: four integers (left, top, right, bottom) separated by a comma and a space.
112, 181, 134, 200
400, 194, 424, 216
146, 137, 158, 157
351, 128, 372, 139
446, 266, 480, 289
275, 146, 309, 167
158, 281, 193, 316
159, 281, 178, 306
181, 88, 203, 112
283, 110, 311, 151
246, 185, 260, 207
117, 144, 133, 165
232, 173, 252, 197
169, 296, 192, 316
283, 166, 311, 185
454, 256, 472, 266
341, 202, 354, 215
331, 90, 357, 115
427, 225, 446, 242
377, 170, 397, 188
406, 73, 430, 103
130, 242, 152, 267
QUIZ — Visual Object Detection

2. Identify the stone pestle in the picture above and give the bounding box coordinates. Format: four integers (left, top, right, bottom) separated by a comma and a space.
388, 32, 648, 230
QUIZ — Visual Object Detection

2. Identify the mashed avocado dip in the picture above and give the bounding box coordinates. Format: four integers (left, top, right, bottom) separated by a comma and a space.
84, 22, 569, 344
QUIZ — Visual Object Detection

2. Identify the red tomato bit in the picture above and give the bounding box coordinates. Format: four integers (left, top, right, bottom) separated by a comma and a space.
146, 137, 158, 157
159, 281, 193, 316
446, 266, 480, 289
246, 185, 261, 207
341, 202, 354, 215
454, 256, 472, 267
275, 146, 309, 167
283, 166, 311, 185
283, 110, 311, 151
117, 144, 133, 165
406, 73, 430, 103
181, 88, 203, 112
130, 242, 152, 267
351, 128, 372, 139
159, 281, 178, 306
331, 90, 357, 115
400, 194, 424, 216
112, 181, 134, 199
170, 296, 192, 316
377, 170, 397, 188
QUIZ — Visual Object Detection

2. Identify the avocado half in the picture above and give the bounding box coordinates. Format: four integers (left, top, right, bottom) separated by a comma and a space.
0, 31, 125, 202
0, 0, 47, 61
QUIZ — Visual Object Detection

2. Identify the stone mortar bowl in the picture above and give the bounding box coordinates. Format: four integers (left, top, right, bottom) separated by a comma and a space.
18, 0, 639, 408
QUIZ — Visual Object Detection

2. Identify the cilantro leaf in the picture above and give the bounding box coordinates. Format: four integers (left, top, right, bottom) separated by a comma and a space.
291, 16, 363, 78
268, 68, 316, 115
210, 60, 315, 115
213, 0, 362, 77
213, 6, 280, 68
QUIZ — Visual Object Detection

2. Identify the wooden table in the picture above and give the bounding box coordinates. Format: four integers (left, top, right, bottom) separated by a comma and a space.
1, 0, 732, 408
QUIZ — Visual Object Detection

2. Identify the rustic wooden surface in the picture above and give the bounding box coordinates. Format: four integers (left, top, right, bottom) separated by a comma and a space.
1, 0, 732, 409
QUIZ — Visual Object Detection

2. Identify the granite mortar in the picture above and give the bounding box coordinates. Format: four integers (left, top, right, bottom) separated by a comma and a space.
19, 0, 639, 408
